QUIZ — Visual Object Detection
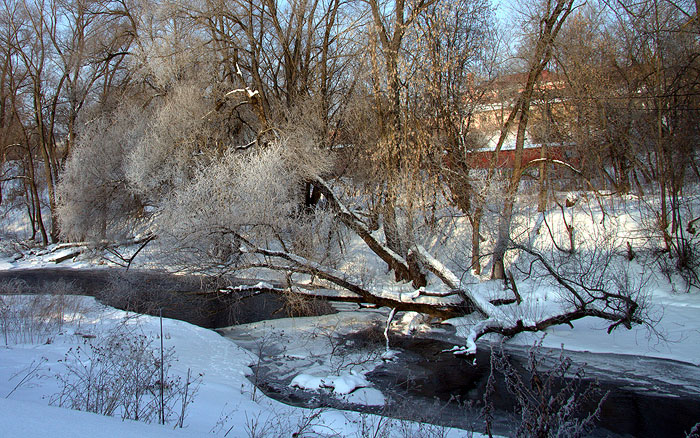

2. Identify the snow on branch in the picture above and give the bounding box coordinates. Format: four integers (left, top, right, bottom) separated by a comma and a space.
420, 239, 646, 356
409, 245, 461, 289
463, 305, 643, 356
225, 88, 260, 100
410, 244, 509, 320
36, 235, 156, 266
234, 233, 465, 318
219, 281, 283, 296
522, 158, 582, 175
446, 242, 646, 355
312, 178, 422, 286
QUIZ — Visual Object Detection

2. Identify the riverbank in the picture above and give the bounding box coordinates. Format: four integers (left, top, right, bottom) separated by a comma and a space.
0, 292, 484, 437
1, 264, 700, 437
220, 307, 700, 437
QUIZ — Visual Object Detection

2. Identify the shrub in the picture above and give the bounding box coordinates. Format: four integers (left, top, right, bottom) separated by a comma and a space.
281, 288, 334, 318
483, 340, 607, 438
0, 280, 86, 345
51, 322, 201, 426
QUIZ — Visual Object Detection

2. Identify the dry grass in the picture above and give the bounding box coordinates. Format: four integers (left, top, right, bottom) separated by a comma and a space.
0, 279, 87, 345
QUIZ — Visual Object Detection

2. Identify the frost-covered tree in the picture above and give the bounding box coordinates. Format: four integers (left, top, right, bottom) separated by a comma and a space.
156, 135, 332, 272
1, 0, 137, 243
57, 103, 147, 241
125, 84, 211, 199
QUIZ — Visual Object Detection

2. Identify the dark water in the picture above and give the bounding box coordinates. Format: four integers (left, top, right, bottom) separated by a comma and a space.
368, 335, 700, 438
2, 268, 698, 437
233, 328, 700, 438
0, 268, 299, 327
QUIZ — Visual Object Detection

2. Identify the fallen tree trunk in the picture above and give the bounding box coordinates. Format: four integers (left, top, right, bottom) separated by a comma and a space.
232, 236, 472, 319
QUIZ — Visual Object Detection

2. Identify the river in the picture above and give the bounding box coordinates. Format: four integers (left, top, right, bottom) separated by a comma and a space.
2, 267, 699, 437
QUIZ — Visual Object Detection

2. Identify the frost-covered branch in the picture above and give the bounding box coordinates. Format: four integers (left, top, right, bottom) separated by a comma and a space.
224, 88, 260, 100
448, 237, 646, 356
218, 281, 285, 297
463, 305, 644, 356
408, 245, 461, 289
522, 158, 581, 175
511, 242, 642, 328
442, 241, 646, 355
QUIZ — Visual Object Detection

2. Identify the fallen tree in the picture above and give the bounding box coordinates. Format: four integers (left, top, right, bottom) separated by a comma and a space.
151, 145, 648, 356
55, 67, 650, 357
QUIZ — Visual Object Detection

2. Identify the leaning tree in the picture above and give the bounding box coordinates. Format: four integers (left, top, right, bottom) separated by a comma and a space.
56, 0, 651, 356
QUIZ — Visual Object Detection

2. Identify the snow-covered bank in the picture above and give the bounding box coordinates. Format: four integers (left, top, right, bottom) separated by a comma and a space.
2, 189, 700, 436
0, 295, 484, 437
441, 272, 700, 366
0, 398, 211, 438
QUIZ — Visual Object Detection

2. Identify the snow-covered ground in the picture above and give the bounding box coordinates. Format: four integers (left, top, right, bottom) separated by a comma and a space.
0, 295, 484, 437
0, 398, 211, 438
3, 193, 700, 370
508, 286, 700, 366
3, 186, 700, 436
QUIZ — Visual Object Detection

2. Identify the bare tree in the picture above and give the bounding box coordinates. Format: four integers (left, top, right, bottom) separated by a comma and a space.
551, 0, 700, 288
1, 0, 50, 243
0, 0, 137, 243
404, 0, 497, 275
51, 0, 136, 161
489, 0, 578, 280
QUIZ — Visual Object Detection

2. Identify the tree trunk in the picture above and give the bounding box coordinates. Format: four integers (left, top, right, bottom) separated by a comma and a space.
538, 145, 548, 212
471, 207, 483, 275
25, 150, 48, 245
490, 0, 575, 279
492, 97, 531, 279
383, 190, 406, 258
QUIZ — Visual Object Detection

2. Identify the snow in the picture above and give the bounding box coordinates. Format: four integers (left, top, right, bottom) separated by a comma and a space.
45, 248, 83, 263
290, 371, 370, 395
220, 310, 391, 387
413, 244, 507, 318
1, 296, 257, 434
0, 398, 211, 438
441, 269, 700, 365
290, 373, 327, 390
380, 349, 400, 360
339, 387, 386, 406
440, 194, 700, 366
516, 294, 700, 365
219, 281, 280, 294
0, 295, 485, 437
3, 177, 700, 435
